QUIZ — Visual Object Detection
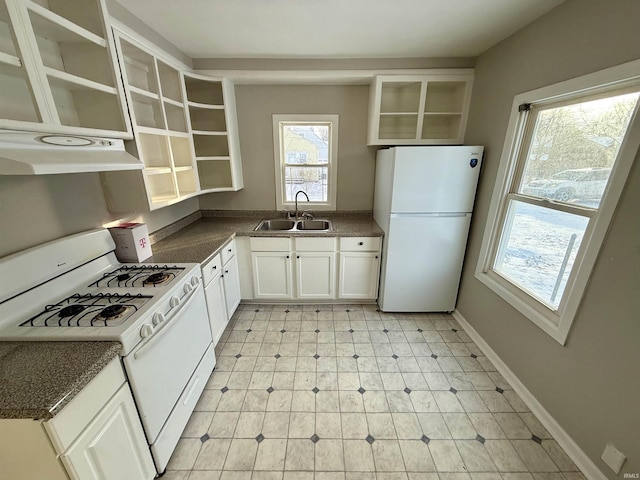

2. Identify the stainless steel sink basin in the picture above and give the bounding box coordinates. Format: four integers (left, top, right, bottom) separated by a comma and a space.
295, 220, 331, 231
254, 218, 332, 232
255, 219, 296, 231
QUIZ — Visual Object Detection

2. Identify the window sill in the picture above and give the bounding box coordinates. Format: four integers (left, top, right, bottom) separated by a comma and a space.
474, 270, 570, 345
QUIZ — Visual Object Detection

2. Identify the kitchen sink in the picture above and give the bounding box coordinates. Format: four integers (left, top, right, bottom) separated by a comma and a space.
254, 219, 332, 232
255, 219, 296, 231
296, 220, 331, 231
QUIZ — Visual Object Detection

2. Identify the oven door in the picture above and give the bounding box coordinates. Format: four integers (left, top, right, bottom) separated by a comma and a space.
123, 283, 212, 447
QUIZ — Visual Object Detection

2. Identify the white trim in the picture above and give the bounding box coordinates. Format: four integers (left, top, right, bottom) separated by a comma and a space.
272, 114, 339, 212
451, 309, 607, 480
475, 59, 640, 345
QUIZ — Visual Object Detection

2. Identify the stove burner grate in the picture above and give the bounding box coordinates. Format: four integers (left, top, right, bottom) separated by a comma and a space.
90, 265, 184, 288
21, 292, 152, 327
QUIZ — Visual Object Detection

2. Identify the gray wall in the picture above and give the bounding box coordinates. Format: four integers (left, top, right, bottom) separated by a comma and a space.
199, 85, 378, 211
458, 0, 640, 477
0, 173, 199, 258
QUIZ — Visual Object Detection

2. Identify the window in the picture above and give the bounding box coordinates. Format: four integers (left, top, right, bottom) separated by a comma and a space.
273, 114, 338, 211
476, 61, 640, 344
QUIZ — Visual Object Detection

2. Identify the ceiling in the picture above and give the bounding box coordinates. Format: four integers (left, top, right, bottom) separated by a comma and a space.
115, 0, 565, 60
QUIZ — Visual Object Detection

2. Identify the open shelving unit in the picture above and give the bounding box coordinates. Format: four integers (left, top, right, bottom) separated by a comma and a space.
0, 0, 130, 136
102, 30, 197, 212
183, 73, 243, 193
367, 73, 473, 145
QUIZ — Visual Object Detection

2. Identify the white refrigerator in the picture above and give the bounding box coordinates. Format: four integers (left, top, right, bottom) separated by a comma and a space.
374, 146, 484, 312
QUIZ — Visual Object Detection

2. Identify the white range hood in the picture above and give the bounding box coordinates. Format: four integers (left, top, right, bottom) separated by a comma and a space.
0, 130, 143, 175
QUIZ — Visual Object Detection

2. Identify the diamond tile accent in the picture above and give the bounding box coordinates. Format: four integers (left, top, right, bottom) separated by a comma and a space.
315, 309, 320, 313
315, 329, 320, 333
348, 328, 354, 333
255, 309, 260, 313
431, 354, 438, 359
391, 354, 398, 359
449, 387, 458, 394
452, 328, 458, 332
310, 434, 320, 443
421, 435, 430, 445
417, 328, 423, 332
383, 329, 389, 333
221, 386, 229, 393
200, 433, 209, 443
531, 434, 542, 444
312, 387, 319, 394
366, 434, 375, 444
404, 387, 412, 394
267, 387, 274, 393
476, 434, 486, 444
256, 433, 265, 443
235, 354, 242, 359
275, 354, 281, 359
376, 308, 381, 312
280, 329, 286, 334
246, 329, 252, 333
285, 309, 290, 313
470, 353, 478, 359
346, 309, 351, 312
358, 387, 366, 394
313, 354, 320, 359
496, 387, 505, 394
353, 354, 359, 360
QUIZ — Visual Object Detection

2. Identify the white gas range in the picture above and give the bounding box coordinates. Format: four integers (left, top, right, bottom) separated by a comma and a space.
0, 229, 216, 474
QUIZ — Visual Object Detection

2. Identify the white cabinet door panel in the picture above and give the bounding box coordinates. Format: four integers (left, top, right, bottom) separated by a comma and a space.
339, 252, 380, 299
252, 252, 293, 299
296, 252, 335, 299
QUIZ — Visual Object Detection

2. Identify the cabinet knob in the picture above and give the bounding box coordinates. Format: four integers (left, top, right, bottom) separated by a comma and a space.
375, 255, 379, 259
212, 265, 217, 270
224, 269, 229, 274
296, 255, 300, 259
286, 255, 290, 258
358, 242, 364, 246
228, 248, 232, 252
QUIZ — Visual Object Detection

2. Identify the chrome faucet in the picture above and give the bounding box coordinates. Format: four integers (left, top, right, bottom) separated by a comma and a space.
294, 190, 310, 219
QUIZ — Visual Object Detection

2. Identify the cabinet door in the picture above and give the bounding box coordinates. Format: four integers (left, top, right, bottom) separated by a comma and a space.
222, 255, 241, 319
295, 252, 335, 299
251, 252, 293, 299
339, 252, 381, 299
205, 272, 228, 345
62, 384, 155, 480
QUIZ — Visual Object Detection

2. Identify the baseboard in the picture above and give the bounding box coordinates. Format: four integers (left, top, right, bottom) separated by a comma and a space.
452, 309, 607, 480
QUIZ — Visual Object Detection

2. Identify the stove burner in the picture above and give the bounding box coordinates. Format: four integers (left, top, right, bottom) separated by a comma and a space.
58, 305, 87, 318
116, 273, 131, 282
144, 272, 168, 285
100, 305, 127, 318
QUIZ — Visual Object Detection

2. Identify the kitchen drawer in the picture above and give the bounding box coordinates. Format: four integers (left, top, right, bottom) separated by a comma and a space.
45, 358, 125, 453
340, 237, 382, 252
294, 237, 336, 252
202, 253, 223, 286
250, 237, 292, 252
221, 239, 236, 265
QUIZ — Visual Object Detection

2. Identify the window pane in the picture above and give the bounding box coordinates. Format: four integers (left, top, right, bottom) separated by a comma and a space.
282, 124, 329, 165
520, 92, 639, 208
493, 200, 589, 309
284, 166, 328, 202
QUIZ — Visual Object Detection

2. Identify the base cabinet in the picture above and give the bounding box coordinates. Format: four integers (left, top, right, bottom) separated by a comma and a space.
203, 254, 228, 345
221, 240, 241, 319
248, 236, 380, 301
0, 358, 155, 480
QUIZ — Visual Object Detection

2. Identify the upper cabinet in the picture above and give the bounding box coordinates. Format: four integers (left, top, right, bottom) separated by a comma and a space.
367, 73, 473, 145
184, 73, 243, 192
0, 0, 131, 137
101, 29, 243, 212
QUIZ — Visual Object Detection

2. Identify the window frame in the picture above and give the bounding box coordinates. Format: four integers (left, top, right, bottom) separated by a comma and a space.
475, 60, 640, 345
272, 114, 339, 212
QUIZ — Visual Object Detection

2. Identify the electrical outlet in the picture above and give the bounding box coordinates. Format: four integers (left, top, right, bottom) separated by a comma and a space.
602, 443, 626, 474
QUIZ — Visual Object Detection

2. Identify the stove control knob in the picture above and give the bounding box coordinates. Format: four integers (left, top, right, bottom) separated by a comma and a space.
152, 312, 164, 326
183, 283, 193, 295
170, 296, 180, 307
190, 276, 200, 286
140, 324, 154, 338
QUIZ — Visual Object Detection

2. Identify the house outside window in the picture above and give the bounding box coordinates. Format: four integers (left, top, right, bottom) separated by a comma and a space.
475, 60, 640, 344
273, 114, 338, 211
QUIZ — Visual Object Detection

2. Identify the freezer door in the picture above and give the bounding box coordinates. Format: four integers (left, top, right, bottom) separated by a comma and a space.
378, 214, 472, 312
390, 146, 483, 214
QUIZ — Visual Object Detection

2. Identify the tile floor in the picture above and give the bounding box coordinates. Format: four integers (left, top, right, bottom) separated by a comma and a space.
164, 304, 586, 480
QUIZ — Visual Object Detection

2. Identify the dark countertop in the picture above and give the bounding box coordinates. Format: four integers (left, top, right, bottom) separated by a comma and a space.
149, 214, 384, 265
0, 341, 121, 420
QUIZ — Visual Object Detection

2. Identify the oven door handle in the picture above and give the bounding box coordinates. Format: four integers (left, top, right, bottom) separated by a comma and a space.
133, 284, 201, 360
